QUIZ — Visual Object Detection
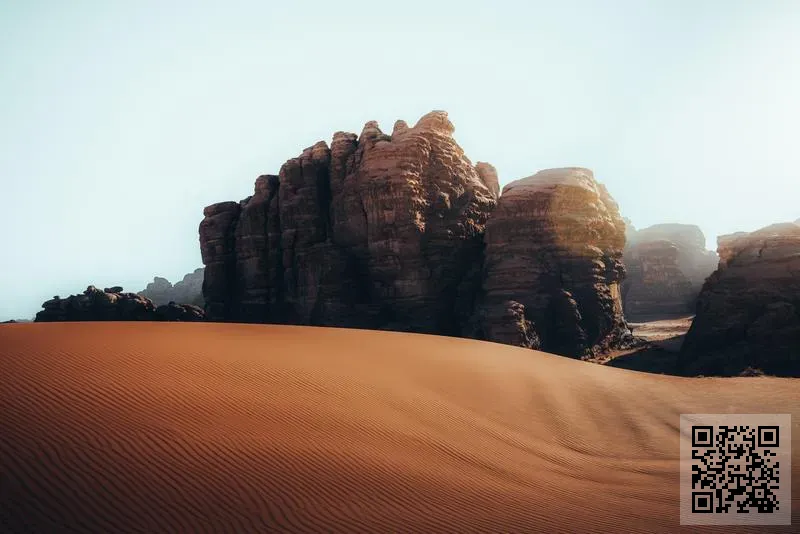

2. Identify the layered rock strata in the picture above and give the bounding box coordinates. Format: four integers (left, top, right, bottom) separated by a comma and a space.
622, 224, 718, 318
679, 221, 800, 376
199, 111, 496, 335
473, 168, 632, 357
199, 112, 634, 357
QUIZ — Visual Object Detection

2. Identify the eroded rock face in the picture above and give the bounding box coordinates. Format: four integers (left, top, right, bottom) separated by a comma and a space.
198, 112, 642, 358
34, 286, 205, 322
622, 224, 718, 318
679, 221, 800, 376
199, 202, 241, 320
473, 168, 632, 357
475, 162, 500, 199
200, 111, 496, 334
139, 268, 205, 307
233, 175, 282, 322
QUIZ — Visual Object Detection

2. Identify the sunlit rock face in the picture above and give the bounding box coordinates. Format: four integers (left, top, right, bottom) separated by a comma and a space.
680, 221, 800, 376
622, 224, 718, 318
473, 168, 633, 357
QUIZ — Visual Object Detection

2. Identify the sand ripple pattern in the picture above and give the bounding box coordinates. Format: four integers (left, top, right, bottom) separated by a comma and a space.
1, 322, 798, 533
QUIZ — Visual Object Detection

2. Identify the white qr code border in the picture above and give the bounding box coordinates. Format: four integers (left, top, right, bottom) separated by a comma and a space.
680, 413, 791, 526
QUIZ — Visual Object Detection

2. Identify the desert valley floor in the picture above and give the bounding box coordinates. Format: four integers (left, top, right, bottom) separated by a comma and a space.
1, 322, 798, 533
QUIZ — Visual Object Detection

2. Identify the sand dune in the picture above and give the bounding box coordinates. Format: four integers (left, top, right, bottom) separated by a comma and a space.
1, 322, 797, 533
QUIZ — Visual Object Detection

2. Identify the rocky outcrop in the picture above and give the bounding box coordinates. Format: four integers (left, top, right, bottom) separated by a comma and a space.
622, 224, 718, 318
35, 286, 205, 322
679, 221, 800, 376
200, 111, 496, 335
472, 168, 632, 357
198, 112, 638, 358
138, 268, 205, 307
623, 238, 696, 317
152, 301, 206, 322
475, 162, 500, 199
199, 202, 241, 320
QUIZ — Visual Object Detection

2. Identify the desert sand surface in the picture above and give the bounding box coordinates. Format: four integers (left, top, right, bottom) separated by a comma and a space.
601, 315, 694, 374
628, 314, 695, 349
1, 322, 798, 533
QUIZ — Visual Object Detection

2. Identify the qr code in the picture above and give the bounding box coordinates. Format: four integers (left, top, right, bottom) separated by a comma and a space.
680, 414, 791, 526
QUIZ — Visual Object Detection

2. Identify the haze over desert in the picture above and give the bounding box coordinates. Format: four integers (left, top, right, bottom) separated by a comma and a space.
1, 322, 797, 532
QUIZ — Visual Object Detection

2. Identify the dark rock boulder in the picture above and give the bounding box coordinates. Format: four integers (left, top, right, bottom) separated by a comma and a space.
34, 285, 206, 322
154, 302, 206, 322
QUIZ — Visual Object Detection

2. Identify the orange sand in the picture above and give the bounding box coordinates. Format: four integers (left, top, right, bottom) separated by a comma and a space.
0, 322, 797, 533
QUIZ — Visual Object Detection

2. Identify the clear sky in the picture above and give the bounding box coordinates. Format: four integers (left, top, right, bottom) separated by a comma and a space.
1, 0, 798, 321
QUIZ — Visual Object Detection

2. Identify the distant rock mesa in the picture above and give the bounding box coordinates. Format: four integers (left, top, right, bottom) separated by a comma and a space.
138, 268, 205, 307
679, 221, 800, 376
199, 111, 634, 357
622, 224, 718, 318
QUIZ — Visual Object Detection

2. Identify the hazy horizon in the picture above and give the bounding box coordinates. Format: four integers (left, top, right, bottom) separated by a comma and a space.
2, 0, 799, 321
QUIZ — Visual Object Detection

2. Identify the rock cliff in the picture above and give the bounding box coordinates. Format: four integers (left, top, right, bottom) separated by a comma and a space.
138, 268, 205, 307
199, 112, 635, 357
622, 224, 717, 318
473, 168, 632, 357
200, 111, 496, 335
35, 286, 205, 322
679, 221, 800, 376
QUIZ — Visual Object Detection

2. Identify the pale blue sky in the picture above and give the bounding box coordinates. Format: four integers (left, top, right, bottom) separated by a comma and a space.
1, 0, 798, 320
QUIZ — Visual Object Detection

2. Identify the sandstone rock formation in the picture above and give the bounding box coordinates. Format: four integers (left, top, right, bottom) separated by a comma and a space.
139, 268, 205, 307
198, 112, 636, 358
473, 168, 633, 357
35, 286, 205, 322
200, 111, 496, 335
475, 162, 500, 199
679, 221, 800, 376
622, 224, 718, 318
